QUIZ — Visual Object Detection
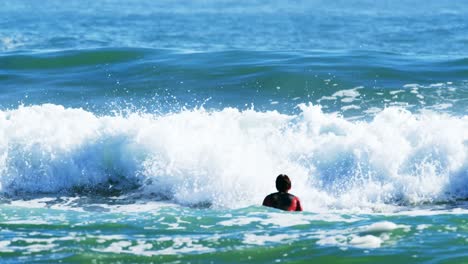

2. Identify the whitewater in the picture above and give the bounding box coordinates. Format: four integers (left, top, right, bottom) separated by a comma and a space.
1, 104, 466, 210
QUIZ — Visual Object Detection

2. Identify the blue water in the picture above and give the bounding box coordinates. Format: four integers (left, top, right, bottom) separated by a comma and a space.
0, 0, 467, 263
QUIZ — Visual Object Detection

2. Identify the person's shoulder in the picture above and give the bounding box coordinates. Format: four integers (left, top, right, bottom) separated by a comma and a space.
263, 192, 278, 206
288, 193, 300, 199
265, 192, 282, 200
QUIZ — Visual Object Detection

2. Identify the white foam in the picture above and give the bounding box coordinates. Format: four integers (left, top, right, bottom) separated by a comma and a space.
331, 87, 362, 103
0, 241, 58, 254
341, 105, 361, 111
0, 104, 466, 212
218, 212, 363, 227
318, 96, 337, 101
390, 208, 468, 217
429, 83, 445, 88
0, 36, 23, 51
243, 233, 298, 245
348, 235, 382, 248
332, 87, 362, 98
128, 241, 153, 255
363, 107, 382, 114
92, 237, 214, 256
389, 90, 404, 95
1, 220, 49, 225
416, 224, 431, 231
403, 84, 420, 89
316, 221, 407, 249
0, 241, 13, 253
108, 241, 132, 251
86, 234, 128, 241
431, 103, 453, 110
360, 221, 409, 233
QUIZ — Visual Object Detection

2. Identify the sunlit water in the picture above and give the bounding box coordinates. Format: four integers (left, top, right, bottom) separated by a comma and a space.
0, 0, 467, 263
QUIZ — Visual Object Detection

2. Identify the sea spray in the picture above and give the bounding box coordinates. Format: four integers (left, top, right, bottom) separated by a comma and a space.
0, 104, 466, 210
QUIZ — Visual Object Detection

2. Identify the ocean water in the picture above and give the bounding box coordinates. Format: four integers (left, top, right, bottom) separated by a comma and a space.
0, 0, 467, 263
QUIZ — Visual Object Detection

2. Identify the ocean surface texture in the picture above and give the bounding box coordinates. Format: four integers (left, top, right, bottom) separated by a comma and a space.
1, 0, 467, 263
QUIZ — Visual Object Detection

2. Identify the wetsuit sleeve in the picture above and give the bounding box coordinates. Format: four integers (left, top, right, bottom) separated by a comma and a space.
295, 197, 303, 211
262, 195, 272, 207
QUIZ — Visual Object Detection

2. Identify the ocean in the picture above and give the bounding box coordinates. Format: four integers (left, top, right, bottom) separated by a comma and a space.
0, 0, 467, 263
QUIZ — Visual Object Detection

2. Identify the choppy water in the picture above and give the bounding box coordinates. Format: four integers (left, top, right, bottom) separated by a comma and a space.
0, 0, 467, 263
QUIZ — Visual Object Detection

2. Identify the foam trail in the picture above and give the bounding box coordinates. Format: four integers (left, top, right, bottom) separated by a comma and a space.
0, 104, 466, 210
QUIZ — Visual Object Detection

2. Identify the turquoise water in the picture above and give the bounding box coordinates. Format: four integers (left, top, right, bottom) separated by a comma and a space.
0, 0, 467, 263
1, 202, 467, 263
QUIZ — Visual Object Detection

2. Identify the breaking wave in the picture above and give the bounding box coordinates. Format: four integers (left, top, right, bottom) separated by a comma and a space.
0, 104, 466, 210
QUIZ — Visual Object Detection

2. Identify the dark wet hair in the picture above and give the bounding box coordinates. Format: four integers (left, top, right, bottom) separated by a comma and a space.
275, 174, 291, 192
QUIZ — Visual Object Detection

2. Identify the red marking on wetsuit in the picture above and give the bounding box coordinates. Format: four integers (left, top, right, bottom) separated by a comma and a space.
262, 192, 303, 211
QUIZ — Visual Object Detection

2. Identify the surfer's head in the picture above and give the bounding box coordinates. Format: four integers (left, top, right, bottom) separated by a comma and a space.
276, 174, 291, 192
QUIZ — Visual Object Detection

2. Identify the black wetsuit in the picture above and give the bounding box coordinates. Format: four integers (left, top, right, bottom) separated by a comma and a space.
262, 192, 302, 211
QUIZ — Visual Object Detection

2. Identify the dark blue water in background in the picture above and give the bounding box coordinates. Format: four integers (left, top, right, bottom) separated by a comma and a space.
1, 0, 467, 115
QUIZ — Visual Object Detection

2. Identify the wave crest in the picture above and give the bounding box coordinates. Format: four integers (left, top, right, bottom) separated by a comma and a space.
0, 104, 466, 210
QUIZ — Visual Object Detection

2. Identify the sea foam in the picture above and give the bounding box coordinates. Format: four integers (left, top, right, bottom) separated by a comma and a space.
0, 103, 466, 210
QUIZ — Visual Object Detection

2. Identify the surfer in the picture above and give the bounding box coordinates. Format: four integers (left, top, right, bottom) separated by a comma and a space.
262, 174, 302, 211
